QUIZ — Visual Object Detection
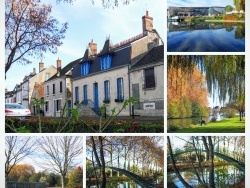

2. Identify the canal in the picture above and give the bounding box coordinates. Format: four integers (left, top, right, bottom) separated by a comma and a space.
167, 115, 224, 130
167, 165, 244, 187
167, 22, 245, 52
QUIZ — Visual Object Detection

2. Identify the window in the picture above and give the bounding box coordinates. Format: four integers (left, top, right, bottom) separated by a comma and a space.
55, 99, 61, 112
75, 87, 79, 103
104, 80, 110, 103
45, 73, 50, 81
46, 85, 49, 95
60, 81, 63, 93
144, 67, 155, 88
83, 85, 87, 103
115, 78, 124, 102
45, 101, 49, 112
100, 54, 112, 70
53, 84, 55, 94
81, 61, 90, 76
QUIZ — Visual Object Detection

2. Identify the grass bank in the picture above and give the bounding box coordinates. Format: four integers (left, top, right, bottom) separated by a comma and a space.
171, 117, 245, 133
205, 20, 245, 23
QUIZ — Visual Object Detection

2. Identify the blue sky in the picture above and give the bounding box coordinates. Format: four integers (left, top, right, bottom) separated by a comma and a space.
167, 0, 234, 7
5, 0, 164, 91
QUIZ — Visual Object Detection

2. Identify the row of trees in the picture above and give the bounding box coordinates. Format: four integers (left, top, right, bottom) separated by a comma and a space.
8, 164, 83, 187
167, 60, 209, 119
5, 136, 83, 188
225, 0, 245, 12
168, 136, 245, 187
87, 136, 164, 188
168, 98, 209, 119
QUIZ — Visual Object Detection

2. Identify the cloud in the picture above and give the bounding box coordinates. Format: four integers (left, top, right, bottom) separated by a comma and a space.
167, 0, 234, 7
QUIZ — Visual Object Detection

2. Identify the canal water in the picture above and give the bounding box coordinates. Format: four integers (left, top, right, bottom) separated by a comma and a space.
168, 165, 244, 187
167, 22, 245, 52
167, 115, 224, 130
88, 178, 163, 188
89, 181, 142, 188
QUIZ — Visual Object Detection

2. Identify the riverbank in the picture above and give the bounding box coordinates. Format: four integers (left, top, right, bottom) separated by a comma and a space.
168, 161, 229, 172
205, 19, 245, 23
171, 117, 245, 133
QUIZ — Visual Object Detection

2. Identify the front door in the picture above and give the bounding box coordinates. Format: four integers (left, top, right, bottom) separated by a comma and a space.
94, 83, 99, 108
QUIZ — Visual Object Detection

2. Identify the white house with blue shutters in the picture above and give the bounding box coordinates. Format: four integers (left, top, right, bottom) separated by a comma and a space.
72, 39, 131, 116
71, 11, 163, 116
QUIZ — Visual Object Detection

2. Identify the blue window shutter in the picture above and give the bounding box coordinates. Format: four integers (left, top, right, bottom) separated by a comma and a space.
117, 78, 123, 100
83, 85, 87, 101
81, 61, 90, 76
75, 87, 79, 102
100, 54, 112, 70
104, 81, 110, 100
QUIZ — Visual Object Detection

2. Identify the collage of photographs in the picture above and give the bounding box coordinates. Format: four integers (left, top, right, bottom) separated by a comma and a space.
2, 0, 247, 187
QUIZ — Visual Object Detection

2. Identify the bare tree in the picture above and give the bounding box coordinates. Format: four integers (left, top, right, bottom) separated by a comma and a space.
5, 0, 67, 74
37, 136, 83, 188
90, 136, 106, 188
57, 0, 135, 8
5, 136, 36, 188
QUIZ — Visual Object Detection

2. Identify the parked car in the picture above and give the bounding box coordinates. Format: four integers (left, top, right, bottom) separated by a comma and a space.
5, 103, 31, 119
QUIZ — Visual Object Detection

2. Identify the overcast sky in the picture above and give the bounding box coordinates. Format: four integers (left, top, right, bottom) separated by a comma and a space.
167, 0, 234, 7
5, 0, 164, 91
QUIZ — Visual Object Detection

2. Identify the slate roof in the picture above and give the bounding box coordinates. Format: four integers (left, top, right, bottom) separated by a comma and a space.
130, 45, 164, 70
72, 45, 131, 80
98, 39, 113, 56
46, 58, 81, 82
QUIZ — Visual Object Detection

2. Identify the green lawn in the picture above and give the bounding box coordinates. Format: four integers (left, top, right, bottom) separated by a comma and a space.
172, 117, 245, 133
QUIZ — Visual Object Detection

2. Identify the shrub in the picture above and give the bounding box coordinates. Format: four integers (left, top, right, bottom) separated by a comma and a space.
210, 117, 217, 122
168, 124, 179, 132
5, 117, 164, 133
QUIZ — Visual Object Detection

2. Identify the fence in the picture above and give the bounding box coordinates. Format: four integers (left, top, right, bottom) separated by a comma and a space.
7, 182, 46, 188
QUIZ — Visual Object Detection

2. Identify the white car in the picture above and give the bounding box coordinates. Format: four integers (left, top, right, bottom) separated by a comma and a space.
5, 103, 31, 119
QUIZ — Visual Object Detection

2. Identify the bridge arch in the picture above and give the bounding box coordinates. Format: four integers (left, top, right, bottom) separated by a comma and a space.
105, 166, 156, 188
167, 149, 245, 173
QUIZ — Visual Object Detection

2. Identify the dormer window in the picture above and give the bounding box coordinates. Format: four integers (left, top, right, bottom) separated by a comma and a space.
81, 61, 90, 76
100, 54, 112, 70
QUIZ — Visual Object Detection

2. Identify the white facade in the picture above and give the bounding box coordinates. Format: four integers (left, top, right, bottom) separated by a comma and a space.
73, 66, 130, 116
44, 77, 72, 117
21, 80, 29, 108
130, 62, 164, 116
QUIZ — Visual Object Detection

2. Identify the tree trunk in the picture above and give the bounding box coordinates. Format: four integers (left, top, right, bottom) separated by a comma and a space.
202, 136, 209, 161
99, 137, 106, 188
208, 137, 215, 188
167, 136, 192, 188
5, 174, 8, 188
91, 137, 101, 168
61, 175, 65, 188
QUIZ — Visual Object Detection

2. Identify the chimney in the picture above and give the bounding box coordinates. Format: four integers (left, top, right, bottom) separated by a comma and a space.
142, 10, 153, 33
33, 68, 36, 74
57, 58, 61, 72
39, 61, 44, 72
89, 39, 97, 56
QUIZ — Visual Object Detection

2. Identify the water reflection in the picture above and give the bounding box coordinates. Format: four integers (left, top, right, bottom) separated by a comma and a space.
88, 181, 142, 188
167, 22, 245, 52
167, 115, 224, 130
168, 165, 244, 187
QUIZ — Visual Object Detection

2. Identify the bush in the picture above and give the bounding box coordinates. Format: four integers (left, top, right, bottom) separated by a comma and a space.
168, 124, 179, 132
5, 117, 164, 133
224, 108, 237, 118
210, 117, 217, 122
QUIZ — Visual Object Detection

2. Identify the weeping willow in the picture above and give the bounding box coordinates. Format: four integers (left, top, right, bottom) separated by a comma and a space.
167, 55, 245, 104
